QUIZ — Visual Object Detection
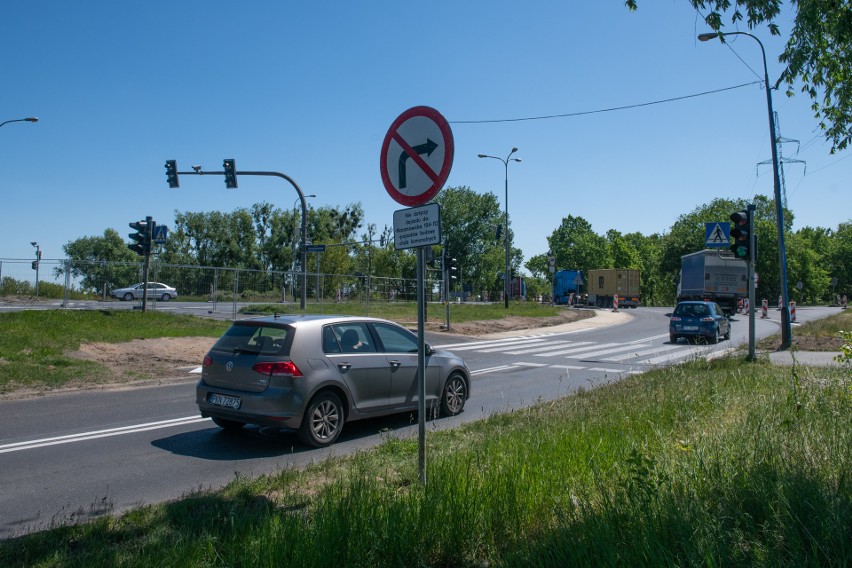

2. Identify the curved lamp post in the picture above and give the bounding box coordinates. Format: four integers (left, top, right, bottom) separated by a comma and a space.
478, 148, 521, 309
0, 117, 38, 128
699, 31, 792, 350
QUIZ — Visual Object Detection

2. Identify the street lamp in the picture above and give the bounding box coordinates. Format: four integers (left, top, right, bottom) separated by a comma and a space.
30, 241, 40, 298
0, 117, 38, 128
698, 31, 792, 350
479, 148, 521, 308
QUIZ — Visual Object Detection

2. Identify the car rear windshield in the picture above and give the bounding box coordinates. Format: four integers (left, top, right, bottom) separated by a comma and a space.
212, 323, 292, 356
675, 304, 709, 317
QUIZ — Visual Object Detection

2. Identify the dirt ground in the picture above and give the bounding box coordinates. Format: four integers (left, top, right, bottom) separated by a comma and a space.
69, 309, 600, 383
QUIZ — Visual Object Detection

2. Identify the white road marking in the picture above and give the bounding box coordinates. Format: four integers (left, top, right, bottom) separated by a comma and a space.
0, 416, 210, 454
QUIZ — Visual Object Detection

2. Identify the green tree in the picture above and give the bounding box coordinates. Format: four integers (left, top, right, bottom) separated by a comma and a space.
627, 0, 852, 151
826, 222, 852, 299
786, 228, 831, 304
434, 186, 506, 300
60, 228, 139, 293
624, 231, 667, 306
546, 215, 609, 276
605, 229, 641, 269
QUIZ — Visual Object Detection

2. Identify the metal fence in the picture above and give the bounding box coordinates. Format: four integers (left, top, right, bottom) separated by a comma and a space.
0, 258, 441, 318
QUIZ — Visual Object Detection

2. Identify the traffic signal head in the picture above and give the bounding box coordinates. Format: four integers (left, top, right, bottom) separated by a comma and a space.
128, 217, 154, 256
447, 257, 458, 280
223, 159, 237, 189
165, 160, 179, 188
729, 209, 751, 260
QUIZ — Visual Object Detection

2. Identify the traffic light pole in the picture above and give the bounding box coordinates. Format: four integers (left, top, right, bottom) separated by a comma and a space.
141, 216, 153, 312
747, 204, 756, 361
169, 164, 310, 310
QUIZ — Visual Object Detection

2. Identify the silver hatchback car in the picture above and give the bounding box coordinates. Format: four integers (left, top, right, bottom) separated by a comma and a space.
196, 315, 471, 447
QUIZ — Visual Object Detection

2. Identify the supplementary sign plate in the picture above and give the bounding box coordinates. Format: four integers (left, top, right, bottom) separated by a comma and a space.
393, 203, 441, 250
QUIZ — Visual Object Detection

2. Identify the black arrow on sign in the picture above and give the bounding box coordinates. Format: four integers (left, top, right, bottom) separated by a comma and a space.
398, 138, 438, 189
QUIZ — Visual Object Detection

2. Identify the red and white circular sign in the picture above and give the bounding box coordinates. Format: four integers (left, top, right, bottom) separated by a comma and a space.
380, 106, 454, 206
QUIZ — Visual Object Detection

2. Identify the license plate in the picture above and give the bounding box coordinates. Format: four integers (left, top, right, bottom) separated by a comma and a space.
683, 326, 699, 331
208, 393, 241, 409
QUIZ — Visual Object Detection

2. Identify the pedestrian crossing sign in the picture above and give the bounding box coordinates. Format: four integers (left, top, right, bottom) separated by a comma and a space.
705, 222, 730, 248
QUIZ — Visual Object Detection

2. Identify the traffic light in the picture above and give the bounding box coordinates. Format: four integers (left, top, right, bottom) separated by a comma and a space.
223, 159, 237, 189
165, 160, 179, 188
729, 209, 752, 260
129, 217, 154, 256
446, 257, 458, 280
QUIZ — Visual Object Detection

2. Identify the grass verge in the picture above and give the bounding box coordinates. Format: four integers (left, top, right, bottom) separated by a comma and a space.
758, 309, 852, 351
242, 299, 563, 323
1, 356, 849, 566
0, 310, 229, 393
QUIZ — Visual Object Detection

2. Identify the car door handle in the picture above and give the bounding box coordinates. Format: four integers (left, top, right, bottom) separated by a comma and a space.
337, 363, 351, 371
389, 360, 401, 368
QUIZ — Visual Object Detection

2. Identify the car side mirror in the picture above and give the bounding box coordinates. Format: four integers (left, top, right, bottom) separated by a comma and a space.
425, 344, 435, 356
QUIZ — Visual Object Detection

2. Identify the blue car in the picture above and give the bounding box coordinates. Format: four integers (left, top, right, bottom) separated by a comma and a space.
669, 301, 730, 344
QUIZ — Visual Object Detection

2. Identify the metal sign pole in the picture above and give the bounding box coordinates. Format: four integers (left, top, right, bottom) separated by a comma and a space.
748, 203, 756, 360
416, 246, 427, 484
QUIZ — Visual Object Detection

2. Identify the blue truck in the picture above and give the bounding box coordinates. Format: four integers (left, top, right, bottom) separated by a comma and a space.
552, 269, 584, 305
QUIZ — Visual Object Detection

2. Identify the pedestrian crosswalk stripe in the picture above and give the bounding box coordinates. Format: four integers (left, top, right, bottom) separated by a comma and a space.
503, 341, 591, 355
601, 344, 681, 362
535, 342, 620, 357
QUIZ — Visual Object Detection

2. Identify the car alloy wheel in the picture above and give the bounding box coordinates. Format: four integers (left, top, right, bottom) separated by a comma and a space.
440, 374, 467, 416
299, 392, 344, 448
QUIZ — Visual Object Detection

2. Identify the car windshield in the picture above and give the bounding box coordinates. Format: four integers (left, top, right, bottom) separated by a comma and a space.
212, 323, 291, 355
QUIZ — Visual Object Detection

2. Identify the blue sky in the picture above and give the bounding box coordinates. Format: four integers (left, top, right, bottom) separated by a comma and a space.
2, 1, 848, 272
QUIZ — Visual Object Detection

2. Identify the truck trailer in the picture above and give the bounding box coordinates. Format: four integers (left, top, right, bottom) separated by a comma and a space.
552, 269, 584, 305
677, 249, 747, 315
586, 269, 641, 308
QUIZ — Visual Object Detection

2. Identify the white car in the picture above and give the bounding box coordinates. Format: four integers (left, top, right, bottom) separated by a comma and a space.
110, 282, 178, 302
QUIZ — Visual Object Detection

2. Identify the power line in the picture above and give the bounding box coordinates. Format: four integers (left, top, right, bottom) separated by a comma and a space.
449, 81, 762, 124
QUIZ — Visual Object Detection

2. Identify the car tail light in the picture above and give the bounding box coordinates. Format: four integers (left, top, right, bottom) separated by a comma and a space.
252, 361, 303, 377
701, 317, 714, 322
203, 355, 213, 367
670, 316, 681, 322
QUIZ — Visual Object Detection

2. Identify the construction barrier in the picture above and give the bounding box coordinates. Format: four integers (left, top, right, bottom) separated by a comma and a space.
613, 294, 619, 312
790, 301, 797, 322
761, 299, 768, 319
742, 298, 749, 315
778, 295, 783, 310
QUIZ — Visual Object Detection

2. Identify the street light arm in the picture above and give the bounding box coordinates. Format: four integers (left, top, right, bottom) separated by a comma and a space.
0, 117, 38, 128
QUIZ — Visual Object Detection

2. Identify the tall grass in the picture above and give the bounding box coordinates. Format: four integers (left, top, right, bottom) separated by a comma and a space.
3, 358, 849, 566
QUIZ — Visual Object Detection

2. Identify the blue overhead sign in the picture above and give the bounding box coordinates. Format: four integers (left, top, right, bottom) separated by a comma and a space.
705, 222, 730, 248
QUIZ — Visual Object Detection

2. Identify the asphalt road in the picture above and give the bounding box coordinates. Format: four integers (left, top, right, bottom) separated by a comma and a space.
0, 305, 841, 540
